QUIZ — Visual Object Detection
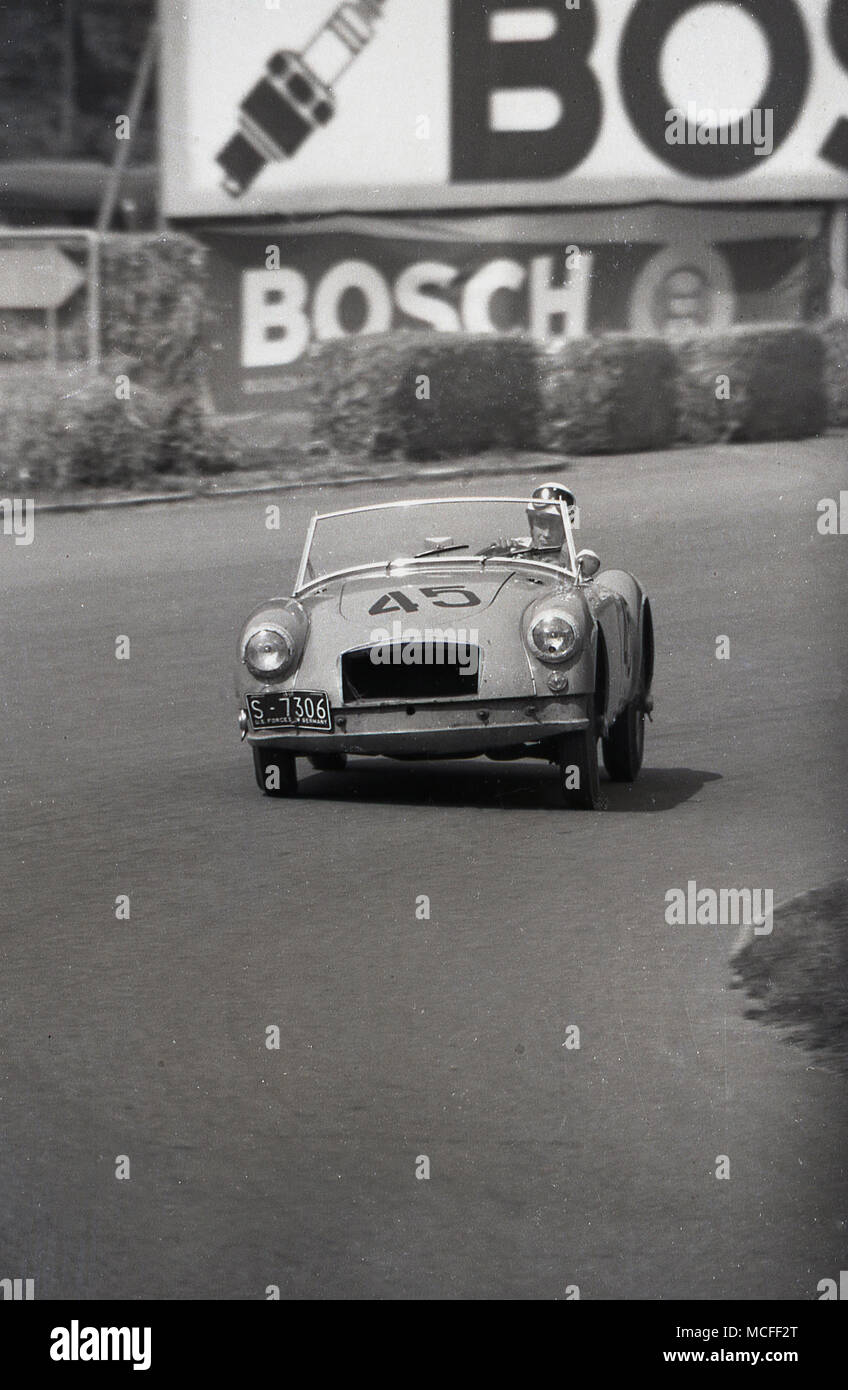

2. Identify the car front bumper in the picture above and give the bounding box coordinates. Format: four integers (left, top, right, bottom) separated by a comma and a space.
243, 695, 591, 757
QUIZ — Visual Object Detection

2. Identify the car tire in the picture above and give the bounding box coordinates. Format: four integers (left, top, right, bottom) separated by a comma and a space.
253, 746, 298, 797
557, 697, 601, 809
602, 691, 645, 783
307, 753, 348, 773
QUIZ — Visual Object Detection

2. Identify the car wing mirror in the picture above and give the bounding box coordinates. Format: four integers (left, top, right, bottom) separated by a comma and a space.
575, 549, 601, 581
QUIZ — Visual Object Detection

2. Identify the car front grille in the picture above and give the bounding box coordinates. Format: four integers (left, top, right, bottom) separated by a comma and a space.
341, 643, 481, 701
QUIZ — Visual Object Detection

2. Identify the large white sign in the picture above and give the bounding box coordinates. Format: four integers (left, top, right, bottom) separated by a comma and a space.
160, 0, 848, 217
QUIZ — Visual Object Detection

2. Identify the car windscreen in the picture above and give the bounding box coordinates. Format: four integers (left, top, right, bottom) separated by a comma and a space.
300, 499, 563, 584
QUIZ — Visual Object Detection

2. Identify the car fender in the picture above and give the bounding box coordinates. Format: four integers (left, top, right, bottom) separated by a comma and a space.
590, 569, 647, 713
235, 598, 309, 697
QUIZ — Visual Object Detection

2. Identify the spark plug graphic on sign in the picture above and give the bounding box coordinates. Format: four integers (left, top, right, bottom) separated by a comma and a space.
217, 1, 387, 197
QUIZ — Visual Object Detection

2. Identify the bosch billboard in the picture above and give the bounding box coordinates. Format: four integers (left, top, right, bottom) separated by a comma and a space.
160, 0, 848, 217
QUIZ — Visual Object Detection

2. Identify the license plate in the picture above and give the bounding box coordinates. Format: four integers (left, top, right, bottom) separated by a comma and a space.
246, 691, 332, 731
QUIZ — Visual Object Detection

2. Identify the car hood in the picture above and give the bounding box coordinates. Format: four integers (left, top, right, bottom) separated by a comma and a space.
291, 567, 569, 700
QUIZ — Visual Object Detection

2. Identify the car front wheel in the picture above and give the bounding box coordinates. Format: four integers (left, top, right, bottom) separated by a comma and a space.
252, 746, 298, 797
557, 698, 601, 809
602, 691, 645, 783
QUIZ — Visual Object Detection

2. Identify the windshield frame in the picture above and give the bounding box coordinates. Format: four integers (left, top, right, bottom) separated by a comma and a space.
293, 496, 580, 595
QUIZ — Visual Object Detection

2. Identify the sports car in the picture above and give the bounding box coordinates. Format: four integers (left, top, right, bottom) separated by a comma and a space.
235, 487, 654, 808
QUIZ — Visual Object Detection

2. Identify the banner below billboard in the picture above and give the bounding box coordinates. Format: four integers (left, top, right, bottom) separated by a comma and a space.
200, 207, 823, 413
161, 0, 848, 218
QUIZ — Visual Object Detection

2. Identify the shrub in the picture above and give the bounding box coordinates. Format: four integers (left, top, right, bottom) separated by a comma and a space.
310, 332, 541, 458
100, 233, 209, 389
51, 377, 163, 487
539, 336, 678, 454
731, 879, 848, 1068
391, 336, 540, 458
0, 234, 210, 390
309, 335, 405, 457
0, 369, 68, 490
0, 365, 223, 491
676, 326, 827, 444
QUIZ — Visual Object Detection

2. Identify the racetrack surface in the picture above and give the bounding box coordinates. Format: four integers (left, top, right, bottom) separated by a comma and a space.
1, 439, 846, 1299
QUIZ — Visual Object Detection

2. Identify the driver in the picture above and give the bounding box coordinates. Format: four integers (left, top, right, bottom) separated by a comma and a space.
481, 485, 575, 562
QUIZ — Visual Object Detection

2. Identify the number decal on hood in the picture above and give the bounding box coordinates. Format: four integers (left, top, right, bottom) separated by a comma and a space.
368, 588, 482, 615
419, 586, 482, 609
368, 591, 420, 615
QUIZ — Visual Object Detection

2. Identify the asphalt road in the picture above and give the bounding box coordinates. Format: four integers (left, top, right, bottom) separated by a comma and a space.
1, 440, 846, 1300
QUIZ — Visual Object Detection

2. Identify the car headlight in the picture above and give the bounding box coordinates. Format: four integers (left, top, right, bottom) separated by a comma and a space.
243, 626, 295, 679
529, 615, 581, 664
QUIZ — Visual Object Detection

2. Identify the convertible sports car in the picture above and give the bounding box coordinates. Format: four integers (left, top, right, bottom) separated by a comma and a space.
236, 488, 654, 808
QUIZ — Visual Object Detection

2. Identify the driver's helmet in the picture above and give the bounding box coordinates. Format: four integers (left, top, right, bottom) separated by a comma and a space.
526, 484, 576, 528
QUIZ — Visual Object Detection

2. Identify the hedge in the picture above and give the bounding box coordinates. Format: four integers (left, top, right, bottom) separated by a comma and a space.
0, 367, 233, 492
0, 233, 210, 389
538, 337, 678, 454
1, 236, 841, 485
99, 234, 209, 389
310, 332, 540, 459
0, 233, 219, 490
312, 332, 678, 458
313, 326, 834, 459
675, 325, 827, 444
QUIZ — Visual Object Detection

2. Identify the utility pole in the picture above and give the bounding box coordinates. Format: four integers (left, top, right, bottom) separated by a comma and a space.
97, 18, 157, 232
